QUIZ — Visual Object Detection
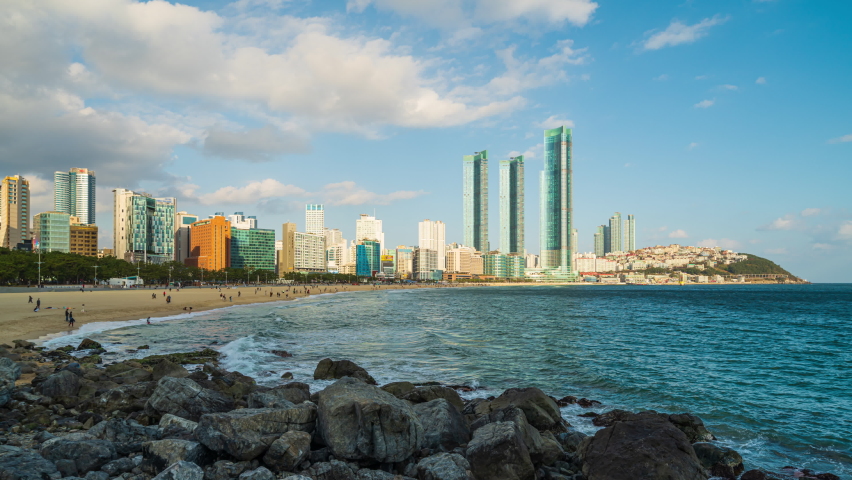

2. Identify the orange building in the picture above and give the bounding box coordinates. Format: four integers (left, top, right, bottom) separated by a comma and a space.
185, 216, 231, 270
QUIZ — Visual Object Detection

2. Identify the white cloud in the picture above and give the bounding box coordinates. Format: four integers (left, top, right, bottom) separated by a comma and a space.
643, 15, 730, 51
813, 243, 834, 251
695, 75, 708, 80
508, 143, 542, 159
197, 179, 307, 205
755, 77, 767, 85
759, 214, 797, 231
801, 208, 822, 217
654, 74, 669, 81
687, 142, 699, 150
535, 115, 575, 129
837, 221, 852, 241
719, 84, 738, 90
694, 99, 715, 108
828, 134, 852, 144
668, 229, 688, 238
697, 238, 742, 250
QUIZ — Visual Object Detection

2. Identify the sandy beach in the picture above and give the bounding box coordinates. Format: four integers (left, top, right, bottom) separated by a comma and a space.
0, 284, 432, 345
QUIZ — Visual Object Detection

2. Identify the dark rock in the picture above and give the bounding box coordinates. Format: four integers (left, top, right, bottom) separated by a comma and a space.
814, 474, 840, 480
151, 460, 204, 480
33, 430, 57, 444
239, 466, 276, 480
261, 430, 311, 473
209, 370, 257, 400
461, 398, 491, 417
95, 382, 156, 414
196, 404, 317, 461
555, 396, 577, 407
88, 418, 162, 455
0, 357, 22, 407
40, 432, 117, 474
39, 370, 81, 398
740, 471, 766, 480
575, 398, 601, 408
313, 358, 376, 385
152, 360, 190, 382
12, 340, 35, 350
692, 443, 744, 477
142, 439, 214, 473
554, 429, 587, 453
145, 377, 234, 422
62, 363, 83, 377
55, 458, 79, 477
402, 386, 464, 411
466, 421, 534, 480
471, 405, 561, 467
0, 444, 61, 480
381, 381, 416, 397
413, 398, 470, 452
666, 413, 715, 443
101, 456, 136, 476
578, 412, 707, 480
204, 460, 252, 480
247, 383, 310, 408
314, 377, 424, 463
591, 409, 632, 428
138, 349, 220, 367
187, 371, 207, 381
416, 452, 472, 480
271, 350, 293, 358
281, 372, 293, 380
356, 469, 413, 480
77, 339, 103, 351
488, 388, 565, 432
111, 368, 154, 384
309, 447, 330, 464
84, 471, 108, 480
303, 459, 358, 480
158, 414, 198, 435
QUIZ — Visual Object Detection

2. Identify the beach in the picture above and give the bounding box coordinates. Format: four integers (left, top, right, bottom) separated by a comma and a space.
0, 284, 432, 345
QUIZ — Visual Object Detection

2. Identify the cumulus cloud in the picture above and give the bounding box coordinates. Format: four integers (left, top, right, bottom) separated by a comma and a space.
801, 208, 822, 217
320, 181, 427, 206
828, 134, 852, 144
202, 125, 310, 162
755, 77, 767, 85
536, 115, 575, 129
508, 143, 542, 159
643, 15, 730, 51
668, 229, 688, 238
837, 221, 852, 241
759, 214, 798, 231
196, 179, 307, 205
694, 99, 715, 108
697, 238, 742, 250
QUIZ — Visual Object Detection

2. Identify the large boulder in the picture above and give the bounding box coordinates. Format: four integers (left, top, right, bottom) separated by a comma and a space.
39, 369, 81, 398
402, 386, 464, 410
413, 399, 470, 452
488, 387, 564, 432
203, 460, 251, 480
313, 358, 376, 385
196, 404, 317, 461
248, 382, 311, 406
302, 459, 359, 480
159, 414, 199, 435
416, 452, 473, 480
152, 460, 204, 480
88, 418, 162, 455
145, 377, 234, 422
692, 443, 744, 478
579, 413, 707, 480
466, 421, 534, 480
314, 377, 424, 463
381, 381, 416, 397
0, 357, 22, 407
239, 467, 276, 480
95, 381, 156, 413
667, 413, 715, 443
152, 360, 190, 382
261, 431, 312, 473
39, 432, 117, 475
471, 405, 560, 467
77, 339, 103, 351
142, 439, 215, 473
0, 444, 60, 480
591, 409, 633, 427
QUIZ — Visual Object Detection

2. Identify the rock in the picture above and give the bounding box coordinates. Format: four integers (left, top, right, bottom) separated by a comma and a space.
55, 458, 79, 477
96, 382, 156, 414
158, 414, 198, 434
402, 386, 464, 411
303, 459, 359, 480
239, 467, 276, 480
461, 398, 491, 417
196, 404, 317, 461
77, 339, 103, 351
247, 384, 308, 409
554, 429, 587, 453
313, 358, 376, 385
471, 405, 560, 467
591, 409, 633, 428
145, 377, 234, 422
356, 469, 413, 480
579, 413, 707, 480
152, 360, 190, 382
466, 421, 535, 480
666, 413, 715, 443
12, 340, 35, 350
692, 443, 744, 478
84, 471, 108, 480
88, 418, 162, 455
740, 470, 767, 480
261, 431, 311, 473
416, 452, 472, 480
0, 444, 61, 480
576, 398, 601, 408
152, 460, 204, 480
488, 387, 565, 432
101, 457, 136, 476
39, 370, 81, 398
413, 399, 470, 452
0, 357, 22, 407
381, 381, 416, 397
112, 368, 154, 384
282, 476, 312, 480
314, 377, 424, 463
203, 460, 251, 480
281, 372, 293, 380
142, 439, 214, 473
271, 350, 293, 358
40, 432, 117, 474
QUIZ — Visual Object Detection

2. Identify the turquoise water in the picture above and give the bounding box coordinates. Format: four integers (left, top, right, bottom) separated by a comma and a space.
45, 284, 852, 476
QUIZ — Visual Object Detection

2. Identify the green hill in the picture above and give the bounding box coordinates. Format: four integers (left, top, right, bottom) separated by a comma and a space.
718, 253, 797, 277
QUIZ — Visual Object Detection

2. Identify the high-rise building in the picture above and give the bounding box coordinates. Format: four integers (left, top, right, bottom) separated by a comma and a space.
395, 246, 414, 279
594, 225, 605, 257
280, 222, 326, 274
228, 212, 257, 230
231, 228, 276, 271
380, 250, 396, 277
33, 212, 70, 253
113, 189, 175, 263
539, 127, 573, 273
607, 212, 622, 254
418, 219, 446, 269
54, 168, 96, 225
499, 155, 524, 254
446, 245, 477, 273
413, 247, 438, 280
463, 150, 489, 252
186, 216, 231, 270
70, 217, 98, 257
355, 240, 381, 277
278, 223, 296, 275
175, 211, 199, 264
571, 228, 578, 264
1, 175, 30, 249
355, 214, 384, 251
525, 253, 540, 269
625, 214, 636, 252
306, 204, 324, 236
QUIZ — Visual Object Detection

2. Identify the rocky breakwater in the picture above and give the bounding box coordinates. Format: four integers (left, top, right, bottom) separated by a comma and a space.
0, 341, 842, 480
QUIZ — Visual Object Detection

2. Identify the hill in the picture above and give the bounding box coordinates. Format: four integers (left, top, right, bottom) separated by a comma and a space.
717, 253, 797, 278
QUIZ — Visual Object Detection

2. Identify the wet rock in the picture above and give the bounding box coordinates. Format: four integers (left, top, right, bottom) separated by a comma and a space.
281, 372, 293, 380
247, 383, 310, 408
145, 377, 234, 422
576, 398, 601, 408
356, 469, 412, 480
96, 382, 156, 414
55, 458, 79, 477
39, 370, 81, 399
740, 470, 767, 480
282, 476, 312, 480
416, 452, 473, 480
88, 418, 162, 455
84, 471, 108, 480
666, 413, 715, 443
692, 443, 744, 478
111, 368, 154, 384
303, 459, 359, 480
12, 340, 35, 350
591, 409, 633, 428
101, 456, 136, 476
466, 421, 534, 480
40, 432, 117, 474
158, 414, 198, 435
142, 439, 214, 473
471, 405, 560, 467
313, 358, 376, 385
0, 444, 61, 480
0, 357, 22, 407
413, 398, 470, 452
402, 386, 464, 411
261, 430, 311, 473
151, 460, 204, 480
239, 466, 276, 480
579, 412, 707, 480
314, 377, 424, 463
554, 429, 587, 453
196, 404, 317, 461
271, 350, 293, 358
204, 460, 252, 480
152, 360, 190, 382
488, 387, 565, 433
77, 339, 102, 351
381, 381, 416, 397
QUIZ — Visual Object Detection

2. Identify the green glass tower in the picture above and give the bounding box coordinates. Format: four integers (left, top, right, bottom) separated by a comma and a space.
499, 155, 524, 254
463, 150, 489, 252
230, 228, 276, 271
33, 212, 71, 253
594, 225, 605, 256
540, 127, 573, 272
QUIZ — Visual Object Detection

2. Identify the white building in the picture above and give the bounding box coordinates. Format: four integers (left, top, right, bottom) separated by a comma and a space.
306, 204, 324, 236
525, 253, 540, 269
174, 211, 199, 263
413, 248, 438, 280
355, 214, 384, 251
295, 232, 326, 272
418, 219, 446, 270
228, 212, 257, 230
54, 168, 96, 226
446, 245, 477, 273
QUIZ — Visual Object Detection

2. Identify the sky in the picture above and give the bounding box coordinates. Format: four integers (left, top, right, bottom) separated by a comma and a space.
1, 0, 850, 282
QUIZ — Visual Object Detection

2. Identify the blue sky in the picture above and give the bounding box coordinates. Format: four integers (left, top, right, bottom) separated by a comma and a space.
1, 0, 850, 281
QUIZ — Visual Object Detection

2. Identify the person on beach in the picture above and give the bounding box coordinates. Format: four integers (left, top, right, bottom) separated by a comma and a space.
65, 309, 69, 322
189, 307, 192, 312
68, 313, 75, 327
28, 296, 32, 303
229, 296, 232, 302
166, 295, 171, 304
152, 293, 156, 299
238, 291, 241, 297
146, 317, 151, 324
37, 298, 41, 308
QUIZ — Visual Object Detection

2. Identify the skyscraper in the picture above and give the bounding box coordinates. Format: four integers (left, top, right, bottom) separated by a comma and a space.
499, 155, 524, 254
186, 215, 231, 271
625, 214, 636, 252
54, 168, 96, 225
539, 127, 573, 272
355, 214, 384, 252
418, 219, 446, 269
228, 212, 257, 230
594, 225, 605, 257
175, 211, 199, 263
33, 212, 70, 253
463, 150, 488, 252
607, 212, 622, 253
113, 188, 175, 263
306, 204, 324, 236
0, 175, 30, 249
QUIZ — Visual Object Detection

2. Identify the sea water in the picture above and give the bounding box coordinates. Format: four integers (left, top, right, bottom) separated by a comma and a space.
43, 284, 852, 475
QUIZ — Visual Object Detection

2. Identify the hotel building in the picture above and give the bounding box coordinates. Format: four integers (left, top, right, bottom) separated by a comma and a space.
54, 168, 96, 226
113, 188, 175, 263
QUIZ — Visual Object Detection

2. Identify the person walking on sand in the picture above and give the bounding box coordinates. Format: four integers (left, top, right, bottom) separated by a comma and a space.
69, 313, 75, 328
37, 298, 41, 309
65, 309, 70, 322
28, 295, 33, 303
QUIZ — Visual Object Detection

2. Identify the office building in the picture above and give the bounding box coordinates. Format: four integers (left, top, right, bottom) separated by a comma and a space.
33, 212, 70, 253
413, 247, 439, 280
70, 218, 98, 257
539, 127, 574, 274
185, 215, 231, 270
607, 212, 622, 254
594, 226, 605, 257
228, 212, 257, 230
306, 204, 324, 236
280, 222, 326, 274
231, 228, 276, 271
175, 211, 199, 263
418, 219, 446, 269
507, 254, 525, 278
525, 253, 540, 269
446, 245, 477, 273
499, 155, 524, 254
1, 175, 30, 249
395, 246, 414, 279
355, 214, 384, 251
54, 168, 96, 225
356, 240, 381, 277
380, 252, 396, 277
483, 253, 507, 278
625, 214, 636, 252
278, 223, 296, 275
463, 150, 489, 252
113, 189, 175, 263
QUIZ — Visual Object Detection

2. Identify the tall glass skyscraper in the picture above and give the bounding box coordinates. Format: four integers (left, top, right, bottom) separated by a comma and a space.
594, 225, 605, 256
539, 127, 572, 271
463, 150, 489, 252
113, 188, 175, 263
607, 212, 622, 253
54, 168, 96, 225
499, 155, 524, 254
625, 214, 636, 252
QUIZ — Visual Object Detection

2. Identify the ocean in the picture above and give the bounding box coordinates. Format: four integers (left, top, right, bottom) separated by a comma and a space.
43, 284, 852, 476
